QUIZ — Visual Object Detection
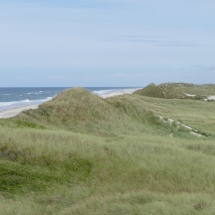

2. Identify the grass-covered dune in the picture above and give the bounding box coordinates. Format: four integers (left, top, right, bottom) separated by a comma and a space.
15, 87, 182, 136
0, 87, 215, 214
134, 82, 215, 100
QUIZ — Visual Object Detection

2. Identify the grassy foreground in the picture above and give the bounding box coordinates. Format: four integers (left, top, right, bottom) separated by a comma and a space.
0, 87, 215, 214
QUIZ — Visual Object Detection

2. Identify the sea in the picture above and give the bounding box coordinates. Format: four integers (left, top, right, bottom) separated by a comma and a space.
0, 87, 139, 111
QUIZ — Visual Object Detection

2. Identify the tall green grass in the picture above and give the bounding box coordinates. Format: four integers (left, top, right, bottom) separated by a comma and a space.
0, 87, 214, 214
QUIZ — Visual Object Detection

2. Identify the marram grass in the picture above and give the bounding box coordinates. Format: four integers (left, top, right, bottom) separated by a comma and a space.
0, 87, 215, 214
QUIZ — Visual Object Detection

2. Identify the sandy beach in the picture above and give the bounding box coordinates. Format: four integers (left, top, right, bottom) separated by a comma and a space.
101, 88, 138, 98
0, 105, 39, 119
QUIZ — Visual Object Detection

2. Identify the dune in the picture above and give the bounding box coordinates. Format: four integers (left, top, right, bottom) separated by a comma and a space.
0, 89, 138, 119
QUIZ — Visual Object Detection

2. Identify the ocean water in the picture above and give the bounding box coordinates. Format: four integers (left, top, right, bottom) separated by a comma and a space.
0, 87, 138, 111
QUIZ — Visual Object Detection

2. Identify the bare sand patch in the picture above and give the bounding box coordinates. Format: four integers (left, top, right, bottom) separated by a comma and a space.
183, 92, 196, 97
207, 96, 215, 100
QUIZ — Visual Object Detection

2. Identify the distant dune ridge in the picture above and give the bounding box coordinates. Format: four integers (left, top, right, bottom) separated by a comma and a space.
134, 82, 215, 100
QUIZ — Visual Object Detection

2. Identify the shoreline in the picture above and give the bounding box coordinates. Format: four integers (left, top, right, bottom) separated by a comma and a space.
1, 88, 213, 119
0, 88, 138, 119
0, 105, 39, 119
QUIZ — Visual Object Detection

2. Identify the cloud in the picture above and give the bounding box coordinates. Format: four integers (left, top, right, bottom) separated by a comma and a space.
101, 36, 200, 47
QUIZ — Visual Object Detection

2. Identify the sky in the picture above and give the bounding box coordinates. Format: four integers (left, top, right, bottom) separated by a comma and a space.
0, 0, 215, 87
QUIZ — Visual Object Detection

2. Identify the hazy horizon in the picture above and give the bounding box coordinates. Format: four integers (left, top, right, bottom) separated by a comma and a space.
0, 0, 215, 87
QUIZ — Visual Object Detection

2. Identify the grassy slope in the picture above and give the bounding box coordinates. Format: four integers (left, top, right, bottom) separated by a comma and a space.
0, 87, 215, 214
126, 94, 215, 134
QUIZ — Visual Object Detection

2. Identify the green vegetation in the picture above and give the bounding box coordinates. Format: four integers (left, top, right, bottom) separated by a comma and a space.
134, 82, 215, 100
0, 87, 215, 214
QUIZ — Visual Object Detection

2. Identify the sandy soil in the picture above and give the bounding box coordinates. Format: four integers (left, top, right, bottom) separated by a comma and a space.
208, 96, 215, 100
183, 92, 196, 97
184, 93, 215, 101
101, 89, 138, 98
0, 105, 39, 119
158, 115, 202, 138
